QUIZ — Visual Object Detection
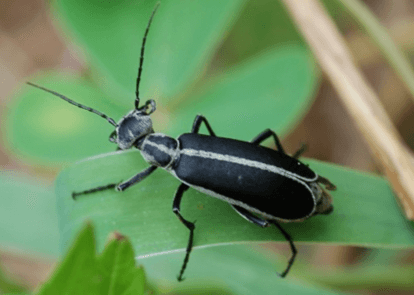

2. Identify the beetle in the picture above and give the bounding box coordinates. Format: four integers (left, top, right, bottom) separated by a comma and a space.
27, 3, 336, 281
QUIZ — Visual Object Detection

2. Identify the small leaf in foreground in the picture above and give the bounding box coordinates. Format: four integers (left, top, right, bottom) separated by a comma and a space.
36, 223, 146, 295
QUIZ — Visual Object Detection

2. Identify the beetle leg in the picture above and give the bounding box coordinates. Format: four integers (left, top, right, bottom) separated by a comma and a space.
268, 220, 297, 278
172, 183, 195, 282
317, 175, 337, 191
191, 115, 216, 136
116, 165, 158, 191
251, 129, 285, 154
231, 205, 269, 227
72, 183, 117, 200
72, 165, 157, 200
292, 143, 307, 159
232, 205, 297, 277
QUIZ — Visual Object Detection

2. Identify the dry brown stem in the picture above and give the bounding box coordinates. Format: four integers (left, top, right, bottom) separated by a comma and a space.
282, 0, 414, 219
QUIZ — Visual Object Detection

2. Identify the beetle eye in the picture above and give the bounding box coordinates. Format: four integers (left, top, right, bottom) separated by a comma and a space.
309, 183, 322, 199
141, 99, 156, 115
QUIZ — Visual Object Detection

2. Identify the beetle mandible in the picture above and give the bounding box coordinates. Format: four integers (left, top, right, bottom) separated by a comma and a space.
27, 3, 336, 281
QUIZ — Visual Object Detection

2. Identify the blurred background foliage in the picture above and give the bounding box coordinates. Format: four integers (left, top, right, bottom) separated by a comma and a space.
0, 0, 414, 294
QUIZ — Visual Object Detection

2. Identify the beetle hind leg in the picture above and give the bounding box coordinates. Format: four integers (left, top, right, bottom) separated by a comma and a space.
268, 220, 297, 278
172, 183, 196, 282
231, 206, 297, 278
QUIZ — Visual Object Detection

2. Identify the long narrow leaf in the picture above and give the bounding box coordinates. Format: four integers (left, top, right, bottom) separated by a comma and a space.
56, 149, 414, 258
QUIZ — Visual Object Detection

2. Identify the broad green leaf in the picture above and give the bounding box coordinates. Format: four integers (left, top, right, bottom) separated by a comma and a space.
6, 73, 124, 164
217, 0, 309, 66
8, 2, 318, 166
37, 223, 146, 295
167, 46, 317, 139
0, 172, 59, 256
56, 150, 414, 265
53, 0, 247, 105
141, 244, 345, 294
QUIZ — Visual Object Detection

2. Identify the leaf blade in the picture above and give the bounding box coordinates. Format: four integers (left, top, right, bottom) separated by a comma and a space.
56, 149, 414, 261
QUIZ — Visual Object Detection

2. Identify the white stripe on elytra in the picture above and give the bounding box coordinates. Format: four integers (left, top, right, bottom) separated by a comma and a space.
169, 169, 315, 222
180, 148, 317, 182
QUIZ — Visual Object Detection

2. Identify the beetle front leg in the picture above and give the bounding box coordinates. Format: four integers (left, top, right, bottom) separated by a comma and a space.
72, 165, 157, 199
251, 129, 285, 154
72, 183, 117, 200
116, 165, 158, 191
172, 183, 196, 282
191, 115, 216, 136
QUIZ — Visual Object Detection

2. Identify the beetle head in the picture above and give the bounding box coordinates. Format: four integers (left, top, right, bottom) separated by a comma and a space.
26, 3, 161, 152
109, 99, 156, 150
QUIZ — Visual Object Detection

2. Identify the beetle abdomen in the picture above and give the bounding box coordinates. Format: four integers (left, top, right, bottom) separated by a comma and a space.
174, 133, 316, 221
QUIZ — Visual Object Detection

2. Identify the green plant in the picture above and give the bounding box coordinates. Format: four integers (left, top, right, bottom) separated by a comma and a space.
3, 0, 414, 294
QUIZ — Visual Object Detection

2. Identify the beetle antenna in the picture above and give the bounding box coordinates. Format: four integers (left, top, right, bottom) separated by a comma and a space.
135, 2, 160, 110
26, 82, 117, 127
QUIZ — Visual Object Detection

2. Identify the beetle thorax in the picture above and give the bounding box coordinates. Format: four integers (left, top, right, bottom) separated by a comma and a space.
115, 109, 153, 150
140, 133, 179, 168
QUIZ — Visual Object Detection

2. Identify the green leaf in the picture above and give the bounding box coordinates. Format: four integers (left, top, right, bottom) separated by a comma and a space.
54, 0, 247, 104
141, 244, 345, 294
217, 0, 310, 65
55, 150, 414, 265
301, 263, 414, 291
36, 223, 146, 295
0, 172, 59, 256
168, 46, 317, 139
8, 2, 318, 166
6, 73, 125, 164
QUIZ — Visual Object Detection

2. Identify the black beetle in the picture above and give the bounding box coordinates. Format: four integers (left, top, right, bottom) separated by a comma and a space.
27, 3, 336, 281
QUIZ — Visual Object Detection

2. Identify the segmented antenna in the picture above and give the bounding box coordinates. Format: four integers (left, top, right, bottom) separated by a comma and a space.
135, 2, 160, 110
26, 82, 117, 127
